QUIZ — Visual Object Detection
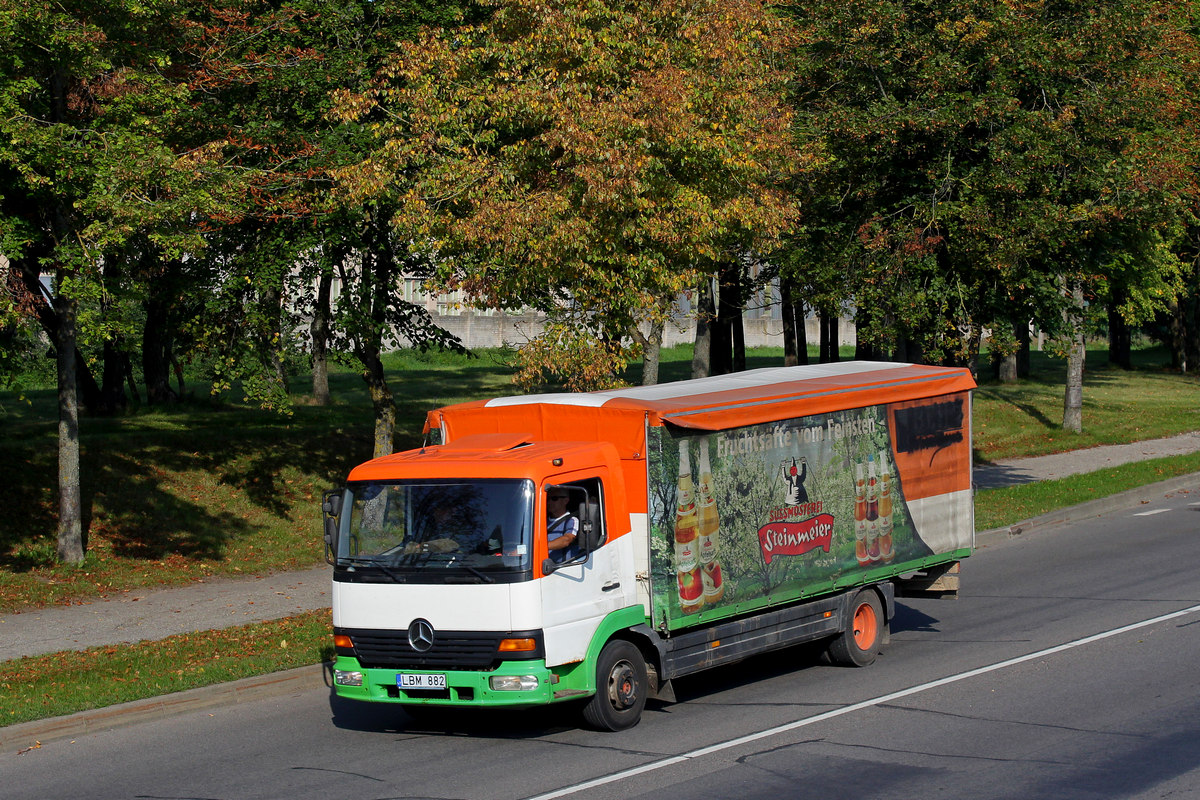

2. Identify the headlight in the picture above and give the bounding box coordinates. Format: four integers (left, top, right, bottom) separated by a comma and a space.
335, 670, 364, 687
489, 675, 539, 691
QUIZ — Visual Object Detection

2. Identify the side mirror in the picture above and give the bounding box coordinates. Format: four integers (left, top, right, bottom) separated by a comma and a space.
579, 500, 604, 552
322, 489, 343, 565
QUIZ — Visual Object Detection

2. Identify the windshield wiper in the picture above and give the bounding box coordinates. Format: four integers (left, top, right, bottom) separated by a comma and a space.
430, 554, 496, 583
456, 563, 495, 584
342, 557, 405, 583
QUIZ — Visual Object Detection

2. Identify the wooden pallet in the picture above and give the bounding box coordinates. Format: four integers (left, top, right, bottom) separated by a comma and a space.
894, 561, 960, 597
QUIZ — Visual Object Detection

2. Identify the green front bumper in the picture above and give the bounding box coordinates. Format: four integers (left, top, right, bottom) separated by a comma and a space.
331, 656, 572, 708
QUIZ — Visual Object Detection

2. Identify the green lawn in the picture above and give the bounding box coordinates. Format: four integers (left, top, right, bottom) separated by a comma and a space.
0, 348, 519, 612
972, 348, 1200, 461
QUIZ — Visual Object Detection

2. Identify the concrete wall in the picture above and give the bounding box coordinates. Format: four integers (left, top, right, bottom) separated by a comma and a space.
429, 312, 858, 351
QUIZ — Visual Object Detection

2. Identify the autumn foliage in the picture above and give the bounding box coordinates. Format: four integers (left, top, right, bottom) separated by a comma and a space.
334, 0, 811, 388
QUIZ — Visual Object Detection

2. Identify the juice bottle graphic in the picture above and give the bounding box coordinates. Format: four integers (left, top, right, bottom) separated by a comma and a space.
696, 440, 725, 604
865, 454, 881, 562
878, 449, 894, 562
677, 564, 704, 614
854, 462, 870, 566
674, 440, 703, 613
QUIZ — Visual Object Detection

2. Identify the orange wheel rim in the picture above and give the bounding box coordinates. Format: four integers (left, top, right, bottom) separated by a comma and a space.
852, 602, 878, 649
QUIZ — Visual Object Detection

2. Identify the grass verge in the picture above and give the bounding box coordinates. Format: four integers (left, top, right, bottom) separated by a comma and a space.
0, 609, 332, 728
974, 451, 1200, 531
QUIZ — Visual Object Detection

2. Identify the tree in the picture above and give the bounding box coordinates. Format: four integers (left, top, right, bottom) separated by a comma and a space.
335, 0, 808, 389
785, 0, 1199, 409
0, 0, 231, 561
180, 0, 471, 453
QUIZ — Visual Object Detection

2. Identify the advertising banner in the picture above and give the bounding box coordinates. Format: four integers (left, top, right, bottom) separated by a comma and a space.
648, 392, 972, 630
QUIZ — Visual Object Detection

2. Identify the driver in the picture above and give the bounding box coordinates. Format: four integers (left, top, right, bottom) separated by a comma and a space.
546, 491, 579, 563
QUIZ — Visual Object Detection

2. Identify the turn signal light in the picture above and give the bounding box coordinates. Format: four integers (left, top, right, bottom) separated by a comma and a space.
334, 634, 354, 649
498, 638, 537, 652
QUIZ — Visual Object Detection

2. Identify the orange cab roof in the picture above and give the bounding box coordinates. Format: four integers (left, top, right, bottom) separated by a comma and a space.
347, 437, 612, 482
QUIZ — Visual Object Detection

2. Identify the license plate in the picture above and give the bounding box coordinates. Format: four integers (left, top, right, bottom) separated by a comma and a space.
398, 673, 446, 690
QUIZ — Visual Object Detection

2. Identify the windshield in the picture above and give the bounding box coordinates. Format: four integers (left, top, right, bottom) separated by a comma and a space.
338, 479, 534, 580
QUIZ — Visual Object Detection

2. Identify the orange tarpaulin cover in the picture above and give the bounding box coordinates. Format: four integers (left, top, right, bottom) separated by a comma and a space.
427, 362, 976, 455
424, 363, 975, 511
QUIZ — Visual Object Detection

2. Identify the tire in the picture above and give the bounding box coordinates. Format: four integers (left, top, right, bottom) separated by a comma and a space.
582, 639, 647, 731
827, 589, 885, 667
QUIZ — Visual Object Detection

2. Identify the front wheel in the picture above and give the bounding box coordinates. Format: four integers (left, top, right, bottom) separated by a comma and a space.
828, 589, 885, 667
582, 640, 647, 731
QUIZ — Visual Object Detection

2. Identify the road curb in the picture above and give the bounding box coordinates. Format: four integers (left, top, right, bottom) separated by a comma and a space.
975, 472, 1200, 549
1, 662, 332, 751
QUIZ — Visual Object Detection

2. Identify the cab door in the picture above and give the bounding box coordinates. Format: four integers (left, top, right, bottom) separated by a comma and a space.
539, 474, 633, 665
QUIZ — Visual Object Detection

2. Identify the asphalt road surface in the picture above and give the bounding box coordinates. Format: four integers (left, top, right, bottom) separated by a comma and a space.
5, 490, 1199, 800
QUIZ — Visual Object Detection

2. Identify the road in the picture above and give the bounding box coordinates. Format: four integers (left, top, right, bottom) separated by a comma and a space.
5, 489, 1199, 800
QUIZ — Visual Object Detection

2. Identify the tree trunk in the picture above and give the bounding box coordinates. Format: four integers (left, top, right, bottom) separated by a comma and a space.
710, 264, 735, 376
780, 278, 799, 367
1184, 287, 1200, 373
1107, 301, 1132, 370
854, 306, 876, 360
896, 333, 923, 365
691, 278, 714, 379
310, 263, 334, 405
123, 348, 141, 405
263, 285, 289, 395
54, 286, 85, 563
722, 262, 746, 372
364, 349, 396, 458
101, 339, 128, 412
731, 313, 746, 373
16, 252, 107, 413
997, 329, 1019, 382
363, 220, 398, 457
1063, 285, 1086, 433
1016, 322, 1031, 378
1172, 278, 1200, 373
1166, 298, 1185, 371
172, 353, 186, 398
819, 311, 839, 363
142, 285, 176, 405
997, 353, 1017, 382
961, 323, 982, 377
639, 317, 664, 386
794, 301, 809, 365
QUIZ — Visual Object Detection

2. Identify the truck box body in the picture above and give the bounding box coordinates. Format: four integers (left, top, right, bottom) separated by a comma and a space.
326, 362, 975, 729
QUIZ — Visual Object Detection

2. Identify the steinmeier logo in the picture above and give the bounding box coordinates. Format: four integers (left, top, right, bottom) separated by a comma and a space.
757, 514, 835, 564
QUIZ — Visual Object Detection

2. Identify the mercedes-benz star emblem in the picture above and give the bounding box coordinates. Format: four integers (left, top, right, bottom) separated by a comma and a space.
408, 619, 435, 652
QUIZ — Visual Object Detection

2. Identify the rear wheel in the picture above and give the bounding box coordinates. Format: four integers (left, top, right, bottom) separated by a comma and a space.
582, 640, 647, 731
828, 589, 885, 667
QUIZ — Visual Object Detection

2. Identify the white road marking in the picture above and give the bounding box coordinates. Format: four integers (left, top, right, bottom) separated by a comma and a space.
525, 603, 1200, 800
1132, 509, 1172, 516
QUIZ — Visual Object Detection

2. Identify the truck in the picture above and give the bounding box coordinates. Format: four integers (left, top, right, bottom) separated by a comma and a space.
322, 361, 976, 730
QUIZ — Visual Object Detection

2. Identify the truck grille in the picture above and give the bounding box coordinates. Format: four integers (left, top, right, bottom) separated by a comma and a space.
336, 627, 542, 670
